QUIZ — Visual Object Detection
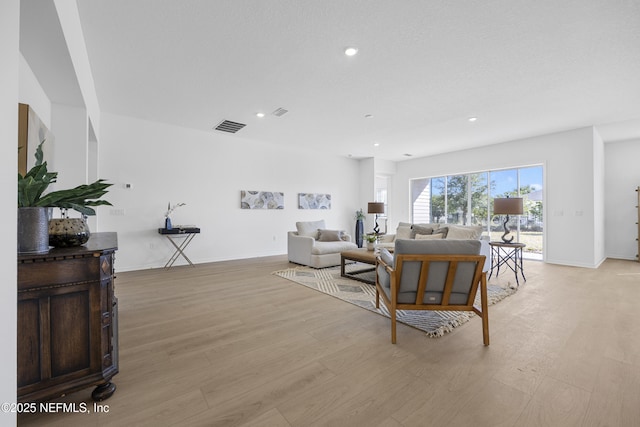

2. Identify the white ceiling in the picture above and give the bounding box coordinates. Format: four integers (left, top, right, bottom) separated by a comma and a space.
20, 0, 640, 161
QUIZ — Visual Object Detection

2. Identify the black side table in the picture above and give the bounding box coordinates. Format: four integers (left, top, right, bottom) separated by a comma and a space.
488, 241, 526, 286
158, 227, 200, 268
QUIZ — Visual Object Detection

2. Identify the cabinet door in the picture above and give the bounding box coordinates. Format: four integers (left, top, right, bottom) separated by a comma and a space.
18, 282, 94, 393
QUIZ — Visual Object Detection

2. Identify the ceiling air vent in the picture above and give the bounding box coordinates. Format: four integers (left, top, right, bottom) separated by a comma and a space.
272, 107, 288, 117
214, 120, 246, 133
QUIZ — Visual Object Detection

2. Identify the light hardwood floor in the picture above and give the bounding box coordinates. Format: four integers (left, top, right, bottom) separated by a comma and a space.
18, 256, 640, 426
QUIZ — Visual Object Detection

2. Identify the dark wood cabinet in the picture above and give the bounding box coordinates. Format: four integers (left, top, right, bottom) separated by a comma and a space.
17, 232, 119, 402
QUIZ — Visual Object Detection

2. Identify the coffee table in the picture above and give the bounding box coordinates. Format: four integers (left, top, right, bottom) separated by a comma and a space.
340, 248, 379, 284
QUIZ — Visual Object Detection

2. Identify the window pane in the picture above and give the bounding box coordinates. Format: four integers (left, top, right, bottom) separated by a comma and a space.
430, 177, 446, 224
447, 175, 468, 225
519, 166, 543, 256
470, 172, 488, 230
410, 178, 430, 224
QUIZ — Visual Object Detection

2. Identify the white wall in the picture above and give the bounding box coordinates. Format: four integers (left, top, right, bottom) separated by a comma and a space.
54, 0, 100, 136
358, 158, 376, 233
98, 112, 362, 271
19, 53, 51, 127
592, 129, 605, 264
374, 158, 397, 229
50, 103, 88, 197
391, 127, 605, 268
604, 138, 640, 260
1, 1, 19, 424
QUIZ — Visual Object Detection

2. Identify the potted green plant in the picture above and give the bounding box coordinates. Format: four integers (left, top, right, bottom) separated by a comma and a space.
18, 141, 112, 252
364, 234, 378, 250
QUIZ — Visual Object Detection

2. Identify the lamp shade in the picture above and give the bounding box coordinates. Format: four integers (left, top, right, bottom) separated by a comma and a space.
367, 202, 385, 214
493, 197, 523, 215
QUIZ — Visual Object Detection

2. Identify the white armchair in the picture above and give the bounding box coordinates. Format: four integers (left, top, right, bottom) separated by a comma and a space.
288, 220, 358, 268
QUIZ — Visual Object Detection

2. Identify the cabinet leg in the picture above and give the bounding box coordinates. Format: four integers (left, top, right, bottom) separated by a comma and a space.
91, 381, 116, 401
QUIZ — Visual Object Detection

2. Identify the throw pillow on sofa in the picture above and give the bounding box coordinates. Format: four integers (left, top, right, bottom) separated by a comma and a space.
317, 229, 343, 241
412, 224, 440, 236
431, 227, 448, 238
446, 224, 483, 240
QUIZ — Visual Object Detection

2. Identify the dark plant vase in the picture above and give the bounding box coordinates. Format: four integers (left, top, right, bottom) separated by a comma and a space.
355, 219, 364, 248
18, 207, 50, 254
165, 217, 172, 230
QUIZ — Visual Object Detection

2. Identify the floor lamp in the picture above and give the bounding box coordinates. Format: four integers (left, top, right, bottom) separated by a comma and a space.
368, 202, 385, 235
493, 197, 523, 243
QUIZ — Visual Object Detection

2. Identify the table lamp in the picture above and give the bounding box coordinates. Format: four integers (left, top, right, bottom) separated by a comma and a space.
493, 196, 523, 243
368, 202, 385, 235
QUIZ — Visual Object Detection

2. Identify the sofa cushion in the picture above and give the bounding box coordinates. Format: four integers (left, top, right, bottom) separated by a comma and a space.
415, 233, 443, 240
317, 229, 343, 242
446, 224, 483, 240
431, 227, 448, 238
296, 220, 326, 239
412, 224, 439, 236
396, 224, 414, 240
311, 240, 357, 255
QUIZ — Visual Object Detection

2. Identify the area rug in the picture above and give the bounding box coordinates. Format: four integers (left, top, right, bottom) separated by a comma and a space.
273, 263, 516, 338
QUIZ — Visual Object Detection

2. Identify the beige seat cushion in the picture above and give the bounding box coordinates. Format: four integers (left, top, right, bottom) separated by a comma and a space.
311, 241, 357, 255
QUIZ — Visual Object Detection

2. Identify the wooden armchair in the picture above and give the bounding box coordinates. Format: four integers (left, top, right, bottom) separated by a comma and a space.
375, 239, 489, 345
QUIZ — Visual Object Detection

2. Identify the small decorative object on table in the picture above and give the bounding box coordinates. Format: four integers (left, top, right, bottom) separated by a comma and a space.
364, 234, 378, 251
367, 202, 385, 234
164, 202, 186, 230
49, 210, 91, 247
492, 196, 523, 243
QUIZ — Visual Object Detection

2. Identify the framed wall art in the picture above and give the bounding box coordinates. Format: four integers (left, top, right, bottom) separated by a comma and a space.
298, 193, 331, 209
18, 103, 54, 176
240, 191, 284, 209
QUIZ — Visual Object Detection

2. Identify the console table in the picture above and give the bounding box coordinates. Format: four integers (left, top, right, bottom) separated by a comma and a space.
158, 227, 200, 268
488, 241, 526, 287
17, 232, 119, 403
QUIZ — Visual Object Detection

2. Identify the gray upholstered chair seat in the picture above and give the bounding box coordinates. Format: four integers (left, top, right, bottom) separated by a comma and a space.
375, 239, 489, 344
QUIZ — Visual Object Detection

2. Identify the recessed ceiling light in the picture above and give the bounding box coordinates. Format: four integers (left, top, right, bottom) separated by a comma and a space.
344, 47, 359, 56
468, 117, 478, 122
256, 112, 265, 118
373, 143, 380, 147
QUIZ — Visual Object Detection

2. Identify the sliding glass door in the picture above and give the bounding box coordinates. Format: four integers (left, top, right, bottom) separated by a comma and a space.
410, 165, 543, 258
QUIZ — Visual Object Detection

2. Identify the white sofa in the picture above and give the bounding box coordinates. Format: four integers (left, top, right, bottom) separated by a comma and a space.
377, 222, 492, 272
288, 220, 358, 268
